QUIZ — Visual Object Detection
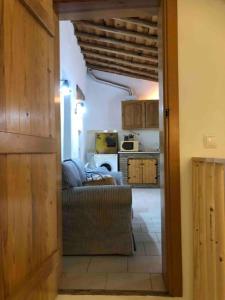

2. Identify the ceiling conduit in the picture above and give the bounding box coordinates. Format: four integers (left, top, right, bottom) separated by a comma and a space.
87, 68, 135, 97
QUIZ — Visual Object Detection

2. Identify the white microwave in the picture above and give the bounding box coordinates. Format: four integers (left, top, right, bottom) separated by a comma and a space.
120, 141, 139, 152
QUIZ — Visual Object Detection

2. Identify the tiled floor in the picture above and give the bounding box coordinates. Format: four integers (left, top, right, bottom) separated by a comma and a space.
60, 188, 165, 293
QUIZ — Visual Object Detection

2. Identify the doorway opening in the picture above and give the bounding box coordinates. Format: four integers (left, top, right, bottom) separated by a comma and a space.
56, 0, 182, 296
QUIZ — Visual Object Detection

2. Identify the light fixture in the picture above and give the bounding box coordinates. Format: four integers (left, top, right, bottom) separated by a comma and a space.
60, 79, 72, 96
75, 100, 86, 115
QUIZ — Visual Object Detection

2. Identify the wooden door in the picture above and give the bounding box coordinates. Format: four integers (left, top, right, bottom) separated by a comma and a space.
128, 159, 142, 184
145, 100, 159, 129
0, 1, 60, 299
142, 159, 157, 184
122, 101, 145, 129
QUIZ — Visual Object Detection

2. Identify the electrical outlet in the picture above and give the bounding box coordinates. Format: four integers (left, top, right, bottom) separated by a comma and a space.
203, 135, 217, 149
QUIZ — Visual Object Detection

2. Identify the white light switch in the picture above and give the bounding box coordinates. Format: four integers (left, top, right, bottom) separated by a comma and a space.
203, 135, 217, 149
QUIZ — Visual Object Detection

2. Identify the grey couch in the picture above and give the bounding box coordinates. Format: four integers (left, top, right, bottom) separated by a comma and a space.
62, 159, 133, 256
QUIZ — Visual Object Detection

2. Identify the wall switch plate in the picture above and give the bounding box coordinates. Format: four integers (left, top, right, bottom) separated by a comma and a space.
203, 135, 217, 149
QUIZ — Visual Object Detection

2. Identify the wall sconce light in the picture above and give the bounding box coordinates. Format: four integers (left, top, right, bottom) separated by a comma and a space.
75, 100, 86, 115
60, 79, 72, 96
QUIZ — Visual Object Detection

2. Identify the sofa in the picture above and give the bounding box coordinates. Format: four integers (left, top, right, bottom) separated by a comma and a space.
62, 159, 134, 256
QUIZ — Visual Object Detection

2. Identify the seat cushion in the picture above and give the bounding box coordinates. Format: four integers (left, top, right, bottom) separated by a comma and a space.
62, 160, 82, 189
83, 175, 116, 186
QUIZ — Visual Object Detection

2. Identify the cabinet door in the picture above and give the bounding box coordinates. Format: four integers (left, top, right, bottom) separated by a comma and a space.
145, 101, 159, 129
122, 101, 145, 129
128, 159, 142, 184
142, 159, 157, 184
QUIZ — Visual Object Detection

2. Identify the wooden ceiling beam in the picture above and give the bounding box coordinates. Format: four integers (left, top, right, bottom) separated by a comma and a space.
85, 59, 158, 78
87, 65, 158, 82
76, 32, 158, 54
79, 41, 158, 63
75, 21, 158, 42
54, 0, 160, 20
83, 51, 158, 71
113, 17, 158, 29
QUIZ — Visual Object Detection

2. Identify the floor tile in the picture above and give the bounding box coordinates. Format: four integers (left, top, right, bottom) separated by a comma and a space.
134, 242, 145, 256
134, 232, 158, 243
132, 223, 142, 233
156, 232, 161, 242
144, 242, 162, 256
151, 273, 167, 292
88, 256, 127, 273
63, 256, 91, 273
106, 273, 152, 291
128, 256, 162, 273
140, 223, 161, 233
59, 273, 107, 290
132, 216, 143, 223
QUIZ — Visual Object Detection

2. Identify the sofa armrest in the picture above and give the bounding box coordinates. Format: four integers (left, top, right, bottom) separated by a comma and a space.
62, 185, 132, 209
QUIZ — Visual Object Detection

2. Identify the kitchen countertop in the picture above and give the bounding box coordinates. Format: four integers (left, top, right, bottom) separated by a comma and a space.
118, 151, 160, 154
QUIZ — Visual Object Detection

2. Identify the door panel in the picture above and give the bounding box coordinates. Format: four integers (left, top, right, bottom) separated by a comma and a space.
145, 101, 159, 129
122, 101, 145, 129
4, 0, 54, 137
20, 0, 55, 35
128, 159, 142, 184
0, 0, 60, 299
142, 158, 157, 184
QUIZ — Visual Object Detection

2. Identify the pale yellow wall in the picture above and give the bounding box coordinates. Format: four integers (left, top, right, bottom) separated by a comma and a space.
57, 1, 225, 300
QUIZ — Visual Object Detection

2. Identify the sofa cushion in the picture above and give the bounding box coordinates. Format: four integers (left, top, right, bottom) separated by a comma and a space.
86, 167, 123, 185
62, 160, 82, 188
73, 159, 87, 183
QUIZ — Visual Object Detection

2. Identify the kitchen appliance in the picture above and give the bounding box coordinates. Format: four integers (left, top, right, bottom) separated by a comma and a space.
94, 154, 118, 172
120, 140, 139, 152
95, 132, 118, 154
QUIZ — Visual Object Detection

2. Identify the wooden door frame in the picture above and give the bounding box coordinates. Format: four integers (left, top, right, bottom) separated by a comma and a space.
159, 0, 182, 296
54, 0, 182, 297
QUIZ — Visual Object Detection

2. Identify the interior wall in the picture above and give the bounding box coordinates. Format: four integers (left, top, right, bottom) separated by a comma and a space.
60, 21, 87, 161
178, 0, 225, 299
57, 0, 225, 300
84, 71, 160, 158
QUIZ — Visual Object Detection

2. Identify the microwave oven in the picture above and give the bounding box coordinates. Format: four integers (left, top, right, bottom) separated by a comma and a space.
120, 141, 139, 152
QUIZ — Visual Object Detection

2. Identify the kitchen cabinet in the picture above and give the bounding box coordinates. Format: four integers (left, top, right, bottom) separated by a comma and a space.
122, 100, 159, 130
128, 158, 158, 184
145, 100, 159, 128
122, 101, 145, 129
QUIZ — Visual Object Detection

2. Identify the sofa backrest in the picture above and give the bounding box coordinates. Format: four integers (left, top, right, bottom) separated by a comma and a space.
62, 160, 83, 189
72, 159, 87, 183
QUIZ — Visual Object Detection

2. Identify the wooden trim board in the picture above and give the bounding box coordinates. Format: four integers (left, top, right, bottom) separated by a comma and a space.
0, 132, 56, 154
159, 0, 182, 296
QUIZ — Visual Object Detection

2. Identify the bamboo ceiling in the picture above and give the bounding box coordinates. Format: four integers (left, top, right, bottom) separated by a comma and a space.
73, 15, 159, 82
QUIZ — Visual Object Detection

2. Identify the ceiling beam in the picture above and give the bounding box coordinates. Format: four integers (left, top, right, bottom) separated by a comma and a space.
85, 59, 158, 78
54, 0, 159, 20
87, 65, 158, 82
75, 21, 158, 42
113, 17, 158, 29
76, 32, 158, 54
79, 41, 158, 63
83, 51, 158, 71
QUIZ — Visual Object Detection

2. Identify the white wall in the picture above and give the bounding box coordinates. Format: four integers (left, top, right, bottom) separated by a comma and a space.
84, 71, 160, 157
60, 21, 87, 161
178, 0, 225, 299
57, 1, 225, 300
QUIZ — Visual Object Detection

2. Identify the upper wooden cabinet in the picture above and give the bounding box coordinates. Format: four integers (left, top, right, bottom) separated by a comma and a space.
122, 100, 159, 130
122, 101, 145, 130
145, 100, 159, 129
